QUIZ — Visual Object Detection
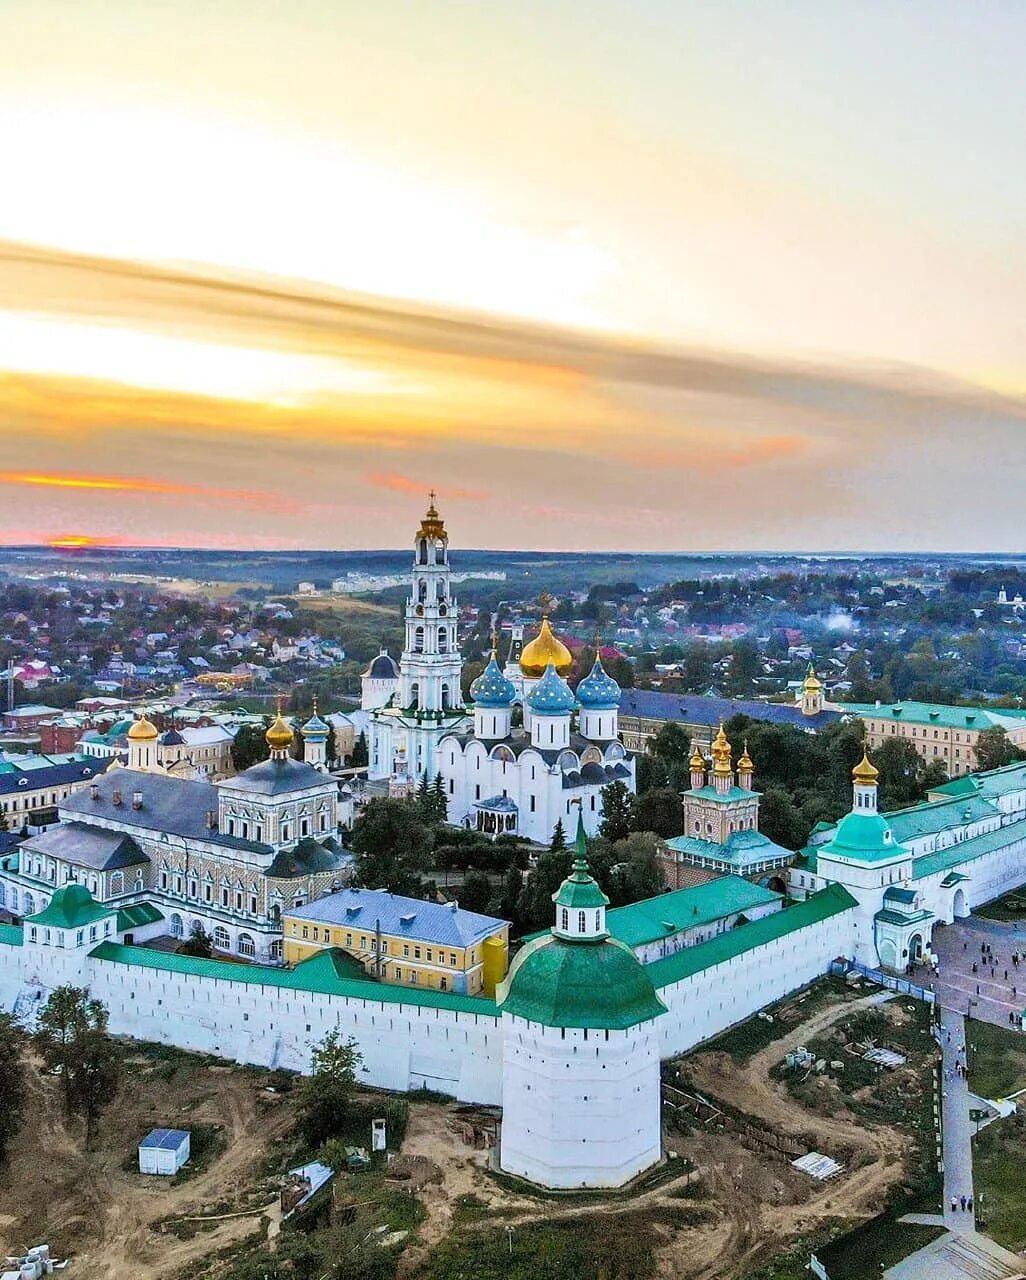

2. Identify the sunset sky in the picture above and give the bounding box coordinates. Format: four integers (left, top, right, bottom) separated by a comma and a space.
1, 1, 1024, 552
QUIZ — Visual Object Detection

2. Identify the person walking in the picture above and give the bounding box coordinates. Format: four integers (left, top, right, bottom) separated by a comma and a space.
951, 1196, 958, 1212
960, 1195, 967, 1212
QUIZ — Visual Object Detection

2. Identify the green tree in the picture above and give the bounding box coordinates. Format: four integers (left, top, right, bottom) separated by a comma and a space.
632, 787, 684, 837
758, 788, 809, 851
680, 644, 714, 692
635, 752, 669, 794
351, 798, 433, 896
416, 773, 431, 820
599, 780, 635, 842
873, 738, 946, 810
349, 730, 369, 769
179, 921, 213, 958
296, 1029, 362, 1148
649, 722, 691, 768
457, 870, 494, 914
549, 818, 567, 854
726, 639, 761, 696
231, 721, 271, 772
325, 723, 338, 766
517, 844, 574, 932
973, 726, 1022, 773
431, 772, 449, 823
34, 987, 121, 1147
0, 1011, 25, 1167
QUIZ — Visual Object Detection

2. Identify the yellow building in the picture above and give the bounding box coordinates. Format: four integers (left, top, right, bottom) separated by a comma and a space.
283, 887, 509, 996
842, 700, 1026, 777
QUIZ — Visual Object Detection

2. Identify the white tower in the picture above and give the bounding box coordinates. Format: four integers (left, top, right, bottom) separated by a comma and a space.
399, 495, 462, 715
368, 497, 471, 784
497, 812, 666, 1189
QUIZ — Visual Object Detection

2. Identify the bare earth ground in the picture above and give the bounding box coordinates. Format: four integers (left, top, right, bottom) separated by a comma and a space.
0, 1053, 290, 1279
0, 990, 929, 1280
398, 990, 922, 1280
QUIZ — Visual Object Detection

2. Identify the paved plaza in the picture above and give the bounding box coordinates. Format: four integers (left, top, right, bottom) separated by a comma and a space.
928, 917, 1026, 1030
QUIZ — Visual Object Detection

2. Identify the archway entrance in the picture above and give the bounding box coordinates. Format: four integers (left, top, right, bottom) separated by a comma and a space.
908, 933, 924, 963
953, 888, 968, 919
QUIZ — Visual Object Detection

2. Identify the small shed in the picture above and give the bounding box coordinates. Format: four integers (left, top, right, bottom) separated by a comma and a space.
138, 1127, 191, 1175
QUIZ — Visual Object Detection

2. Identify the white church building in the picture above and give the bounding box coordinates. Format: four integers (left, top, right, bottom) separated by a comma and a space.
369, 499, 635, 843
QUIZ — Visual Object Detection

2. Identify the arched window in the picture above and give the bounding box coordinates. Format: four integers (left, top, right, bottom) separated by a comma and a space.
414, 626, 425, 653
212, 926, 231, 951
22, 892, 34, 916
169, 913, 184, 939
238, 933, 256, 958
417, 538, 428, 565
441, 683, 451, 711
110, 871, 124, 896
270, 903, 281, 923
268, 939, 283, 961
409, 682, 419, 709
438, 626, 448, 653
577, 910, 586, 933
0, 884, 5, 907
561, 907, 569, 931
418, 579, 429, 602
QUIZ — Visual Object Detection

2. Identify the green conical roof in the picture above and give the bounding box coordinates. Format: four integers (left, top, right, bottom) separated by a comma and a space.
824, 811, 906, 864
498, 932, 666, 1030
553, 811, 609, 911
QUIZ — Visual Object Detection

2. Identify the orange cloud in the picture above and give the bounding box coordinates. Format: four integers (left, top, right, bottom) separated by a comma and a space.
365, 472, 489, 500
0, 469, 298, 511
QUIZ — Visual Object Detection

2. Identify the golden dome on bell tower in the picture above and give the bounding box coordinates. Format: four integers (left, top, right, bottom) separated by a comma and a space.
711, 723, 733, 774
520, 615, 573, 679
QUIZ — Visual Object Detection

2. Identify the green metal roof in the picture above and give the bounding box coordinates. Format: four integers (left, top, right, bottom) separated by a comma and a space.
912, 820, 1026, 882
931, 761, 1026, 803
0, 923, 23, 947
821, 811, 907, 864
554, 859, 610, 911
87, 941, 499, 1017
881, 794, 1000, 842
26, 884, 113, 931
875, 908, 934, 927
497, 933, 667, 1030
844, 701, 1026, 731
643, 884, 857, 990
115, 901, 165, 932
603, 876, 781, 948
662, 828, 792, 870
684, 784, 760, 804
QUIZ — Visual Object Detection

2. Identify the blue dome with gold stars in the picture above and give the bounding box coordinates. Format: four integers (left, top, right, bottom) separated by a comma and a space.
470, 653, 516, 708
525, 662, 577, 716
576, 657, 620, 710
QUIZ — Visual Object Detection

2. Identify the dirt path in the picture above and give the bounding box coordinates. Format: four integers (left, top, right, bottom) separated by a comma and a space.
396, 992, 921, 1280
0, 1058, 292, 1280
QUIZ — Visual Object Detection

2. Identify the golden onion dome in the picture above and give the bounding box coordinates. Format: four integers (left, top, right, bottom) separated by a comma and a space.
520, 616, 573, 678
689, 745, 706, 771
265, 710, 294, 752
803, 665, 823, 691
711, 723, 733, 773
127, 715, 158, 741
852, 750, 879, 785
737, 743, 754, 772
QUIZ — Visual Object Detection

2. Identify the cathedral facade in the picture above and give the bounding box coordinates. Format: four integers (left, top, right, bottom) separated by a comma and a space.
368, 499, 635, 845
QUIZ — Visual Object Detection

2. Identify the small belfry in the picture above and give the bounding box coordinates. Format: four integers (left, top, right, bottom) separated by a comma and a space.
801, 663, 824, 716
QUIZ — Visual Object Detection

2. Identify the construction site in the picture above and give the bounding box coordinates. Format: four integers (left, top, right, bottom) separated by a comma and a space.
0, 973, 959, 1280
